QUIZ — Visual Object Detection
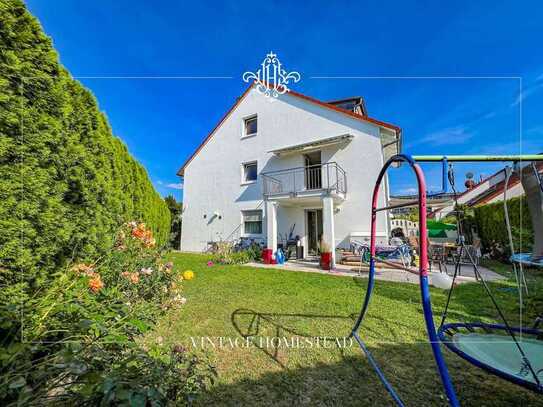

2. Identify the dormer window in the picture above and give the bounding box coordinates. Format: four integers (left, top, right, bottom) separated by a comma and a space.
243, 115, 258, 137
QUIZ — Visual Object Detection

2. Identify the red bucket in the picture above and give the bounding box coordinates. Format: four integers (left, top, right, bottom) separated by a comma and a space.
262, 249, 273, 264
320, 252, 332, 270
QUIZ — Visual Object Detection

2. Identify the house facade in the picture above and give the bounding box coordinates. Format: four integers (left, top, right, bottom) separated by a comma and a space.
177, 83, 401, 265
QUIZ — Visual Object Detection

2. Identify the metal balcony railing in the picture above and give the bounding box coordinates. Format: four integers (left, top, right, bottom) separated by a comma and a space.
262, 162, 347, 197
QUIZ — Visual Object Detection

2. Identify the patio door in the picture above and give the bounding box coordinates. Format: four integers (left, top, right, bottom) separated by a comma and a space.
307, 209, 323, 255
304, 151, 322, 190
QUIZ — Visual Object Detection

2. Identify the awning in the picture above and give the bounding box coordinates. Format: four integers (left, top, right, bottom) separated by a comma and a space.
380, 127, 402, 167
268, 134, 353, 157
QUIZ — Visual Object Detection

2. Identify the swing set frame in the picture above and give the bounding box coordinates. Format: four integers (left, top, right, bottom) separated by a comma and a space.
351, 153, 543, 407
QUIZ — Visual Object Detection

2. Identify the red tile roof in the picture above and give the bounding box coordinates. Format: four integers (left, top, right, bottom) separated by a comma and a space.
176, 82, 401, 176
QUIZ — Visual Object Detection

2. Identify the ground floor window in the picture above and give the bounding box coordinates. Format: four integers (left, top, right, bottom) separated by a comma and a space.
242, 210, 262, 234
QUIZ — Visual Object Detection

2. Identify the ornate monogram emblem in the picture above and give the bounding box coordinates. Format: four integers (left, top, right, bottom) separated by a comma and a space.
243, 52, 301, 98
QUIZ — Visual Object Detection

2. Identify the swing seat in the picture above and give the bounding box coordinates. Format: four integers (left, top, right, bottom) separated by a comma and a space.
438, 322, 543, 393
510, 253, 543, 268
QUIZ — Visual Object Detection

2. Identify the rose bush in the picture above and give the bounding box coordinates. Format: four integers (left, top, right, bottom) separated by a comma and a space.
0, 222, 216, 406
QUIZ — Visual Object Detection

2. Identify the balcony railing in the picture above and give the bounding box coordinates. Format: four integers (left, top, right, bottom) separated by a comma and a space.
262, 162, 347, 197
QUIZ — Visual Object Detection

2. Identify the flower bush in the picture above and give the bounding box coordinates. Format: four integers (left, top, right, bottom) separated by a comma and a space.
0, 222, 215, 406
211, 241, 262, 265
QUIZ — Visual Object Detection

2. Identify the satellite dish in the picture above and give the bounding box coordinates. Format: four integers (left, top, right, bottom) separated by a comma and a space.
465, 172, 474, 180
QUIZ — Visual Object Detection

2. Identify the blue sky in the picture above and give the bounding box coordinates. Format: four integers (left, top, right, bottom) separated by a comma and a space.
26, 0, 543, 199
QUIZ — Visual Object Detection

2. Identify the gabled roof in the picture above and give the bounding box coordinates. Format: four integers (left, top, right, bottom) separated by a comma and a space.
468, 161, 543, 206
427, 160, 543, 218
177, 82, 401, 176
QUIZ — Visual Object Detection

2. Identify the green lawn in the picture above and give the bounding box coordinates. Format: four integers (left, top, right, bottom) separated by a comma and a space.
148, 253, 542, 406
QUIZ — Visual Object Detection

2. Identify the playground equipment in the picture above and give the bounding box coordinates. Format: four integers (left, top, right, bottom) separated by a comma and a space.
351, 154, 543, 406
350, 240, 413, 273
508, 162, 543, 267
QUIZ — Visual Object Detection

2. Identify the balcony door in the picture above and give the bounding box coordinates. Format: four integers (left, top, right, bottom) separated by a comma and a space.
307, 209, 323, 256
304, 151, 322, 190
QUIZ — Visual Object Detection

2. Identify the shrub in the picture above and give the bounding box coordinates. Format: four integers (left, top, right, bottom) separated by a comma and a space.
244, 243, 262, 262
318, 240, 331, 253
212, 241, 261, 264
0, 223, 216, 405
474, 196, 533, 260
0, 0, 171, 282
165, 195, 183, 249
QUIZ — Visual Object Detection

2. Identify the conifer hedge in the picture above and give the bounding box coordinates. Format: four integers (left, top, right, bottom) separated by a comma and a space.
474, 196, 533, 255
0, 0, 170, 280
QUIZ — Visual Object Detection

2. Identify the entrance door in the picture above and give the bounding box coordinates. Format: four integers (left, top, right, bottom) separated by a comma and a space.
307, 209, 323, 255
304, 151, 322, 190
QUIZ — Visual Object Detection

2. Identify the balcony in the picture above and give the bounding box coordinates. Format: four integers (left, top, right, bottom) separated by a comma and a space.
262, 162, 347, 203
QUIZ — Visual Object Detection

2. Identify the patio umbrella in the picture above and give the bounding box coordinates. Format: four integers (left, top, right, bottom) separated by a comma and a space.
427, 220, 456, 238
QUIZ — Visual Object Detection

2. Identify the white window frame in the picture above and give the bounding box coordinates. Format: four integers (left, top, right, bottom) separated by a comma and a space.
241, 114, 258, 139
241, 210, 263, 236
241, 161, 258, 185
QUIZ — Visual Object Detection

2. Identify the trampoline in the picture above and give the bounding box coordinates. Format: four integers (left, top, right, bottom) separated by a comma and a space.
438, 322, 543, 394
510, 253, 543, 268
350, 153, 543, 406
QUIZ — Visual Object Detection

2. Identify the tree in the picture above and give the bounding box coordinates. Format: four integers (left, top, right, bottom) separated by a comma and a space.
0, 0, 170, 280
165, 195, 182, 249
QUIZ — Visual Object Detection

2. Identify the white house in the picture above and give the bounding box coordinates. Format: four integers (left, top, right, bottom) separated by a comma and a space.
390, 218, 419, 238
177, 83, 401, 265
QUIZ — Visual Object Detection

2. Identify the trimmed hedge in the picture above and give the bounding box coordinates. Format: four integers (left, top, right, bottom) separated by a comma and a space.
474, 196, 533, 256
0, 0, 170, 280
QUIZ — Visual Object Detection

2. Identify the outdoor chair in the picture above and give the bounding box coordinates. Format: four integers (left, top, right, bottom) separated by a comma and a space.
429, 245, 447, 274
452, 244, 481, 279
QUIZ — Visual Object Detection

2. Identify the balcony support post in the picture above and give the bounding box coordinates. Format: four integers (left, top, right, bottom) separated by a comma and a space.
322, 196, 336, 268
265, 200, 278, 255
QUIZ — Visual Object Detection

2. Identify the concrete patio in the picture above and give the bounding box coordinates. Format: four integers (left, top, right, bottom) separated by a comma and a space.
247, 258, 506, 285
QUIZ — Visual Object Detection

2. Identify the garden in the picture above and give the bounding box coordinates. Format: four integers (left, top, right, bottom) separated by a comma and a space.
1, 1, 542, 405
146, 253, 542, 406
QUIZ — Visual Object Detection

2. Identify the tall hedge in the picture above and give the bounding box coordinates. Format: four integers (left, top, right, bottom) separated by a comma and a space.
474, 196, 533, 255
0, 0, 170, 281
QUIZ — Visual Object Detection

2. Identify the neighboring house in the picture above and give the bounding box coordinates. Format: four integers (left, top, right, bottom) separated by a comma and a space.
390, 218, 419, 238
389, 194, 456, 217
430, 162, 543, 219
177, 82, 401, 265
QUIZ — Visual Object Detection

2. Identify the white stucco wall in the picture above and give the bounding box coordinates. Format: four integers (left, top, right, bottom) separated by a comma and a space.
180, 87, 390, 252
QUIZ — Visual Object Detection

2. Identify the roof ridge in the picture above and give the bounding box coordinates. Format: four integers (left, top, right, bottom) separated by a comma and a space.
177, 82, 401, 176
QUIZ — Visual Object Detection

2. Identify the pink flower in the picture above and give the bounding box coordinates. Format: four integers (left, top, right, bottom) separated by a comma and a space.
207, 261, 214, 267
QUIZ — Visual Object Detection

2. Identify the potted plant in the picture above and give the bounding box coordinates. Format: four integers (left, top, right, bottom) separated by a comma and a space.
319, 240, 333, 270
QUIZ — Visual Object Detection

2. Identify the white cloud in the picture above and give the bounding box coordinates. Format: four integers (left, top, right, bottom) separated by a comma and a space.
417, 125, 475, 146
394, 187, 418, 195
527, 126, 543, 136
165, 183, 184, 190
511, 75, 543, 106
469, 139, 542, 155
482, 111, 496, 119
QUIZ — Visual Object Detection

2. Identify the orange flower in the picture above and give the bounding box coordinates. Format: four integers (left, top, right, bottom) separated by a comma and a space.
132, 228, 145, 239
121, 271, 140, 284
88, 277, 103, 293
71, 263, 95, 276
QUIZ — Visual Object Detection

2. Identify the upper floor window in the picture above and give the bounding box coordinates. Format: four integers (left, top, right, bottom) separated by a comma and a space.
242, 161, 258, 183
243, 115, 258, 137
